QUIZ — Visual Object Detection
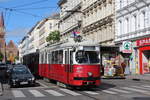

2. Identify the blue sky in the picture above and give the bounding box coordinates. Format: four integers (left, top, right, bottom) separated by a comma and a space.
0, 0, 59, 45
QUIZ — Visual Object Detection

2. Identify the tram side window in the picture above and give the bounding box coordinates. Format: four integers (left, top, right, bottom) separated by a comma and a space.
48, 53, 52, 64
45, 52, 47, 64
65, 51, 69, 64
52, 51, 55, 64
58, 50, 63, 64
40, 53, 44, 64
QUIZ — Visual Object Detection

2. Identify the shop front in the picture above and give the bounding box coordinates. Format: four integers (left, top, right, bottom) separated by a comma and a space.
136, 37, 150, 74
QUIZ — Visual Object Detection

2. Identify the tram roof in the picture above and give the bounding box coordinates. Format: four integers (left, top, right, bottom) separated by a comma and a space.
40, 40, 99, 52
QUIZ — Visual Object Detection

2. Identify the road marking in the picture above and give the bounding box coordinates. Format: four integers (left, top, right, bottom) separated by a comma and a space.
101, 90, 117, 95
121, 87, 149, 93
109, 88, 131, 93
132, 86, 150, 90
36, 81, 48, 88
60, 89, 81, 96
29, 90, 45, 97
45, 90, 64, 96
141, 85, 150, 88
84, 91, 99, 95
12, 90, 26, 98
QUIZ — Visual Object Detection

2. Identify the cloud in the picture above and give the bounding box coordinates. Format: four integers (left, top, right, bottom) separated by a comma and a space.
6, 27, 30, 44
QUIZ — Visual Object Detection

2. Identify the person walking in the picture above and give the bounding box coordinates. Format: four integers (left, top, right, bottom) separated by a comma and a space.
0, 71, 4, 96
0, 66, 5, 96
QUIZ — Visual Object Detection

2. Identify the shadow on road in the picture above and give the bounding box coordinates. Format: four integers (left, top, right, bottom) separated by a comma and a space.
133, 97, 150, 100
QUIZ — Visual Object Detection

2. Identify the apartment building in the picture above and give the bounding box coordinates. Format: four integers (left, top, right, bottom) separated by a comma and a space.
18, 36, 29, 62
58, 0, 82, 42
18, 15, 59, 61
82, 0, 118, 69
37, 15, 59, 49
115, 0, 150, 74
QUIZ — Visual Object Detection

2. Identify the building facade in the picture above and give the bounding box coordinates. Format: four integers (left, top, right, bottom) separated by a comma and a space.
0, 12, 6, 62
115, 0, 150, 74
18, 15, 59, 62
18, 36, 29, 62
37, 15, 59, 49
6, 40, 18, 63
82, 0, 115, 45
82, 0, 118, 73
58, 0, 82, 42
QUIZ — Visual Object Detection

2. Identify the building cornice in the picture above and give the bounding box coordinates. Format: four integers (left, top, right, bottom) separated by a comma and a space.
115, 27, 150, 44
116, 0, 150, 18
83, 14, 114, 33
60, 2, 82, 21
82, 0, 107, 13
58, 0, 67, 6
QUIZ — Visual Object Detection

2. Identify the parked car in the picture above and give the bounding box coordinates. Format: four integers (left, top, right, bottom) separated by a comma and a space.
8, 65, 35, 87
0, 63, 8, 82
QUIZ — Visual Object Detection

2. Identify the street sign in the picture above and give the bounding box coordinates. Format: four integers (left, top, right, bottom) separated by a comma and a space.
120, 41, 132, 53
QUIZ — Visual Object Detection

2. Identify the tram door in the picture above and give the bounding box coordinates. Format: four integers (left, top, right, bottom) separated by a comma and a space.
64, 49, 73, 84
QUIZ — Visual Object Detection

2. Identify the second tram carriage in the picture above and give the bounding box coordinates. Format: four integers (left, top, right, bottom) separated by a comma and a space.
39, 42, 101, 87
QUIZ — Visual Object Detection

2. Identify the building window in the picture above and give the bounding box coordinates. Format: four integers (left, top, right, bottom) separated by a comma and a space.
125, 18, 129, 34
49, 23, 52, 29
132, 15, 137, 32
120, 0, 122, 9
139, 11, 146, 29
118, 20, 122, 36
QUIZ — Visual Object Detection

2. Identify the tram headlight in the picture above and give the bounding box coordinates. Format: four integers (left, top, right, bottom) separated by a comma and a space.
88, 72, 93, 77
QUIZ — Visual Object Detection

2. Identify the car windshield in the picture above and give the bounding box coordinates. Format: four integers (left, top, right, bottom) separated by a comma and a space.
13, 67, 30, 74
75, 51, 99, 64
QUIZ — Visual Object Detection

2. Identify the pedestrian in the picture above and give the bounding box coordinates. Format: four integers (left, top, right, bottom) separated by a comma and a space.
121, 61, 126, 74
0, 67, 5, 96
0, 73, 4, 96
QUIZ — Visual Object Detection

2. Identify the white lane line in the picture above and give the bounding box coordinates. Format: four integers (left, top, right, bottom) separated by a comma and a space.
101, 90, 117, 95
45, 90, 64, 96
60, 89, 81, 96
84, 91, 99, 95
121, 87, 149, 93
109, 88, 131, 93
12, 90, 26, 98
29, 90, 45, 97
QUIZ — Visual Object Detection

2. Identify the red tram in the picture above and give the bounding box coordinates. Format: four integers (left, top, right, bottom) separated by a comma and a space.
39, 42, 101, 87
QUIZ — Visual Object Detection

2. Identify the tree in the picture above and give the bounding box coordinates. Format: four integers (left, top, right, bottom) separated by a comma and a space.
0, 51, 3, 62
46, 30, 60, 44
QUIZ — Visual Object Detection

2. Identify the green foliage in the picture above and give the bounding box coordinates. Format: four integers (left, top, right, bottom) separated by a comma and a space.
15, 56, 19, 60
0, 51, 4, 61
46, 30, 60, 43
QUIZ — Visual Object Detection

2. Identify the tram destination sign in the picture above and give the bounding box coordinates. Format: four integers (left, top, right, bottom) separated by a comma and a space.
136, 37, 150, 46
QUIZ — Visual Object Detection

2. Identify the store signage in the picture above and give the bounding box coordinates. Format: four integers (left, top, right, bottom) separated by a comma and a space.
120, 41, 132, 53
136, 37, 150, 46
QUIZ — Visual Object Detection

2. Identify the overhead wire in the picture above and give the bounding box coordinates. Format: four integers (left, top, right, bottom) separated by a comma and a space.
13, 6, 57, 10
10, 0, 49, 8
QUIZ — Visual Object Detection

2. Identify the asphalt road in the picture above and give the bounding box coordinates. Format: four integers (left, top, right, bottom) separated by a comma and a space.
0, 79, 150, 100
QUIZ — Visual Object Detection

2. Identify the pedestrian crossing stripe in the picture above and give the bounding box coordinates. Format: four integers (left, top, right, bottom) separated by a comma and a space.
131, 86, 150, 90
29, 90, 45, 97
60, 88, 81, 96
121, 87, 149, 93
12, 90, 26, 98
101, 90, 117, 94
109, 88, 131, 93
84, 91, 99, 95
11, 85, 150, 98
45, 90, 64, 96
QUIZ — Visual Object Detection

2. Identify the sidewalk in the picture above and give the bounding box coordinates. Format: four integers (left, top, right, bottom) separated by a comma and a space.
125, 74, 150, 81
